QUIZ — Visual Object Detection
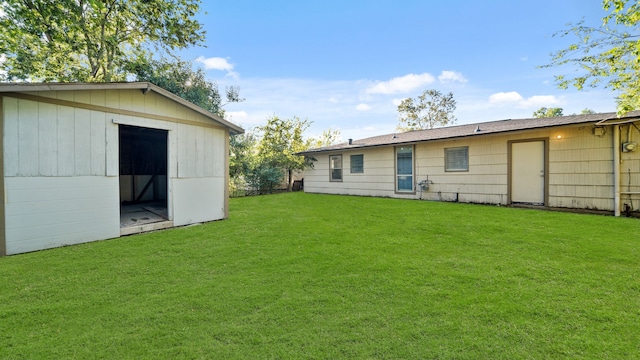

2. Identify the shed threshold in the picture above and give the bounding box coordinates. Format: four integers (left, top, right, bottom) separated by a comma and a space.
120, 203, 172, 236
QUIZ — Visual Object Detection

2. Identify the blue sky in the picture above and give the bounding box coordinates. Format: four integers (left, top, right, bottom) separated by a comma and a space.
179, 0, 616, 140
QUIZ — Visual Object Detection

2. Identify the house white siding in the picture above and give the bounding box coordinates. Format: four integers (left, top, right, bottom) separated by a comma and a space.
305, 147, 398, 197
304, 122, 639, 213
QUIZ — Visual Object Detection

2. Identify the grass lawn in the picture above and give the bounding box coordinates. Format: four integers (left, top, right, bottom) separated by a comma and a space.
1, 193, 639, 359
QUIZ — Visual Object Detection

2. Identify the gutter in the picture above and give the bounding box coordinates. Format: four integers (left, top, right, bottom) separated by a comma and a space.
614, 125, 621, 216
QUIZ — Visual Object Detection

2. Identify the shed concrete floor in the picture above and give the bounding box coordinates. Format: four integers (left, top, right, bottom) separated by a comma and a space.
120, 202, 168, 228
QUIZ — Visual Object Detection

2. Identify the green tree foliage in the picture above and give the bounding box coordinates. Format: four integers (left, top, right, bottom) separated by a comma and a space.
544, 0, 640, 115
396, 89, 456, 131
0, 0, 204, 82
256, 115, 314, 191
129, 57, 243, 117
229, 132, 257, 195
532, 107, 564, 118
244, 163, 283, 195
581, 108, 596, 114
310, 128, 341, 148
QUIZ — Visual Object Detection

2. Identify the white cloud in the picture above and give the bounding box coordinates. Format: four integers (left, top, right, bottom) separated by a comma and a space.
366, 73, 435, 94
195, 56, 239, 79
489, 91, 524, 104
489, 91, 563, 109
356, 103, 372, 111
438, 70, 468, 84
196, 56, 233, 71
392, 98, 403, 106
520, 95, 563, 108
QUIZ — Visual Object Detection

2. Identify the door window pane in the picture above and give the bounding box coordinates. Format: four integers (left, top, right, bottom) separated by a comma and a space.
396, 146, 413, 191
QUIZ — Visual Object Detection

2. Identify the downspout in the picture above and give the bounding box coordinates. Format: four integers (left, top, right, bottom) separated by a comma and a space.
614, 125, 621, 216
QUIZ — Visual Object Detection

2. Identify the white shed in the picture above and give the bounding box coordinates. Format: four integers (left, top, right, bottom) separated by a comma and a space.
0, 82, 244, 256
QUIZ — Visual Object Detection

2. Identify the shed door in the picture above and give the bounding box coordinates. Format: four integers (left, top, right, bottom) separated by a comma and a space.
511, 141, 545, 205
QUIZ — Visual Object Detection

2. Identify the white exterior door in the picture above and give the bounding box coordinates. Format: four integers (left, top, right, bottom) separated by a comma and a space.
511, 141, 545, 205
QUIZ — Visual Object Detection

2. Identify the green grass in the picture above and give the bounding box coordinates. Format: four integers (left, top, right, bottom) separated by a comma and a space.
1, 193, 639, 359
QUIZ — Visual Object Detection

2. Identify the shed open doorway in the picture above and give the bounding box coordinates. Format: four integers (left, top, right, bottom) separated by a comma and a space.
119, 125, 171, 234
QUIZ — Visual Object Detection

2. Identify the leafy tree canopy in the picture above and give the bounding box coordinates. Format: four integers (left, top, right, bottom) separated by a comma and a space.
396, 89, 456, 132
129, 57, 243, 117
544, 0, 640, 115
256, 115, 314, 191
532, 107, 564, 118
310, 128, 341, 148
0, 0, 204, 82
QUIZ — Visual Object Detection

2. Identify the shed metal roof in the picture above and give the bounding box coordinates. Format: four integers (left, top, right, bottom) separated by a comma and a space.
0, 82, 244, 135
300, 111, 640, 155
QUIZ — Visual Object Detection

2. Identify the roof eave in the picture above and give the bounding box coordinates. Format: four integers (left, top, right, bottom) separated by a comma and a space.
299, 117, 610, 155
0, 82, 245, 135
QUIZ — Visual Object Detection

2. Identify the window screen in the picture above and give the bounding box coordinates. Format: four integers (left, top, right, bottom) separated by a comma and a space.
445, 146, 469, 171
330, 155, 342, 181
350, 154, 364, 173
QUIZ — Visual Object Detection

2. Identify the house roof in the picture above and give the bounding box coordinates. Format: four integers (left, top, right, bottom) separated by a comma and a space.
299, 111, 640, 155
0, 82, 244, 135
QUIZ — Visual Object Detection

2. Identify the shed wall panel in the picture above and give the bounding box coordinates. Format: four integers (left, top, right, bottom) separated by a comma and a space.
173, 177, 226, 226
18, 100, 39, 176
57, 104, 75, 176
74, 107, 92, 175
38, 102, 58, 175
3, 97, 19, 177
5, 176, 120, 255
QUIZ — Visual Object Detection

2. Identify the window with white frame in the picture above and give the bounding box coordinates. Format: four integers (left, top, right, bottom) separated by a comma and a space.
395, 146, 414, 192
330, 154, 343, 181
445, 146, 469, 172
350, 154, 364, 173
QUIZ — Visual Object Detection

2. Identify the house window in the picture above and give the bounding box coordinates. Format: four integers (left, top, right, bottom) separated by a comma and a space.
396, 146, 413, 192
330, 155, 342, 181
445, 146, 469, 172
350, 154, 364, 173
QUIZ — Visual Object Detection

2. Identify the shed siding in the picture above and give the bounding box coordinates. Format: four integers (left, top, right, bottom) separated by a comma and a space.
4, 176, 120, 255
2, 88, 233, 255
173, 177, 226, 226
304, 123, 639, 212
5, 97, 117, 177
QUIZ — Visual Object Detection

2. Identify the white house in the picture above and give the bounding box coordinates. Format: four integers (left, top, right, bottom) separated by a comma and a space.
0, 82, 244, 255
300, 112, 640, 217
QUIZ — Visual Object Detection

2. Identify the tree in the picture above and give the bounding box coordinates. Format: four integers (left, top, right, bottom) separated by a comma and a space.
532, 107, 564, 118
544, 0, 640, 115
256, 115, 314, 191
0, 0, 204, 82
244, 162, 283, 195
581, 108, 596, 114
129, 57, 243, 117
396, 89, 456, 131
310, 128, 341, 148
229, 131, 257, 195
